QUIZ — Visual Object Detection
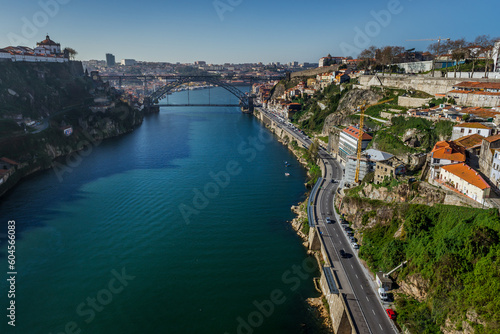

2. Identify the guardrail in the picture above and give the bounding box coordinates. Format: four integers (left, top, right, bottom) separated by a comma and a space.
307, 177, 322, 228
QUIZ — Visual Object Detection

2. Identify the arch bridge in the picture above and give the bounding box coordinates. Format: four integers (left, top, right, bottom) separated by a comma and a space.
98, 73, 283, 113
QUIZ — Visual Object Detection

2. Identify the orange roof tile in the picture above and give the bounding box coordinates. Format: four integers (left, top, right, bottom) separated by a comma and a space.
453, 134, 484, 149
342, 126, 372, 140
484, 134, 500, 143
454, 122, 492, 129
440, 163, 490, 190
454, 82, 500, 90
431, 141, 466, 162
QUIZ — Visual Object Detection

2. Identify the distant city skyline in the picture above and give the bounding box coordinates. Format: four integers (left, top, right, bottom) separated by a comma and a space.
1, 0, 498, 63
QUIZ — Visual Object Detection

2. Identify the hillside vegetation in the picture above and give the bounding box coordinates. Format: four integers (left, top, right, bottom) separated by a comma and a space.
0, 61, 91, 119
371, 116, 453, 155
358, 204, 500, 333
291, 83, 353, 132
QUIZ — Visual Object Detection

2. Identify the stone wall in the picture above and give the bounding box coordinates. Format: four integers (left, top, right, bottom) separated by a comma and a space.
398, 96, 432, 107
290, 65, 340, 79
359, 74, 500, 96
447, 91, 500, 108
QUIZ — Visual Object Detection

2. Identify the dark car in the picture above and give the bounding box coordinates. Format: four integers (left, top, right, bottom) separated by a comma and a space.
386, 308, 396, 320
339, 249, 347, 258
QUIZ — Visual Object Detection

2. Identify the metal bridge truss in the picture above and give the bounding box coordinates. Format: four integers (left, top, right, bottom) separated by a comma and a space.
149, 76, 249, 108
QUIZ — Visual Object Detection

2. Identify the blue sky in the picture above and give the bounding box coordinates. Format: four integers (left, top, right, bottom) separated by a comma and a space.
0, 0, 498, 63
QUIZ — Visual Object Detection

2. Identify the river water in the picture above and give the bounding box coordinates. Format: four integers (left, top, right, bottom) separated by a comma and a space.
0, 87, 323, 333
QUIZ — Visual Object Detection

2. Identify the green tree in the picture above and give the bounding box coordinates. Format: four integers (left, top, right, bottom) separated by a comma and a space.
63, 47, 78, 60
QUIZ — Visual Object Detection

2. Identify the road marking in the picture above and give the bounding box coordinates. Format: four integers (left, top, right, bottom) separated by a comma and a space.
360, 285, 363, 290
351, 264, 353, 268
366, 296, 369, 301
379, 324, 383, 330
355, 274, 358, 279
372, 309, 375, 315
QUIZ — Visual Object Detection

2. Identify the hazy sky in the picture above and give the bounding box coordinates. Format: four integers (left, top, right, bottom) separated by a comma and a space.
1, 0, 498, 63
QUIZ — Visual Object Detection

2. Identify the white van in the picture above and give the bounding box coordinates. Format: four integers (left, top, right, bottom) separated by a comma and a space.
378, 288, 388, 301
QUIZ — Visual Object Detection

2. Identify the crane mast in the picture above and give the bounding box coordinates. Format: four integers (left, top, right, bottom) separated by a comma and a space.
354, 103, 366, 183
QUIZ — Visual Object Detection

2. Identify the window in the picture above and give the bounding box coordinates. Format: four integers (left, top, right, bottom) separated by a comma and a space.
461, 128, 464, 133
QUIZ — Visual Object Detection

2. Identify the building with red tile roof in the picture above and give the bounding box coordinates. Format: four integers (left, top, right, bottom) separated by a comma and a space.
338, 126, 372, 162
454, 134, 484, 150
438, 163, 490, 204
451, 122, 494, 140
429, 141, 466, 179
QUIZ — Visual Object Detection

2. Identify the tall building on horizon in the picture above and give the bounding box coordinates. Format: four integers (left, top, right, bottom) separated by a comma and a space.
106, 53, 115, 67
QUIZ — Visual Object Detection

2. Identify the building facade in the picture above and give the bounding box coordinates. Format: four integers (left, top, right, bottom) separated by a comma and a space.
338, 126, 372, 163
428, 141, 466, 179
479, 135, 500, 177
374, 157, 406, 184
0, 35, 67, 63
490, 149, 500, 189
106, 53, 116, 67
451, 123, 493, 141
438, 163, 490, 204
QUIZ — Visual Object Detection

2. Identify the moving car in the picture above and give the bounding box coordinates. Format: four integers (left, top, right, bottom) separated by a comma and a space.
326, 217, 331, 224
386, 308, 396, 320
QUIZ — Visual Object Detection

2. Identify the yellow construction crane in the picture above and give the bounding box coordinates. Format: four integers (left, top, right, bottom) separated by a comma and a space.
354, 102, 366, 183
354, 98, 395, 183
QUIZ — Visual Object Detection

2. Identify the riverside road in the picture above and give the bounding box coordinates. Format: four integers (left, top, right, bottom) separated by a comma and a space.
259, 107, 398, 334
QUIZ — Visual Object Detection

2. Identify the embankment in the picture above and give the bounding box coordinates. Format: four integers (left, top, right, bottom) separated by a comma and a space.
254, 108, 355, 334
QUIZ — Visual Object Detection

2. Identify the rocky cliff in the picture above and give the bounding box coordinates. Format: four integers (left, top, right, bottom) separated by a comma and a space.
0, 62, 144, 197
322, 88, 381, 133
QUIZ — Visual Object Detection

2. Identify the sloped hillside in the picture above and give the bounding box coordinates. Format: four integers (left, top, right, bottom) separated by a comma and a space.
0, 61, 90, 119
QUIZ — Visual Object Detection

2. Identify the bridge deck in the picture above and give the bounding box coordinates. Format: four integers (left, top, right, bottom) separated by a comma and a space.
156, 103, 241, 107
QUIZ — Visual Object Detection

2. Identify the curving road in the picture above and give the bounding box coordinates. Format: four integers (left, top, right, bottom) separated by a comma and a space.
258, 107, 398, 334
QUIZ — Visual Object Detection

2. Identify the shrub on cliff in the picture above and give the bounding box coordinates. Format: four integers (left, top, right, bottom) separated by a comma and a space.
359, 204, 500, 333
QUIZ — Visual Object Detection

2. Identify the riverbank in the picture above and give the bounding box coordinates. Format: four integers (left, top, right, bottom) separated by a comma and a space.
0, 105, 144, 200
253, 107, 333, 333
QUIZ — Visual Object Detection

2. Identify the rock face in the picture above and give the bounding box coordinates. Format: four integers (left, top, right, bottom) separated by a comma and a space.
395, 273, 429, 302
402, 128, 425, 148
322, 88, 382, 133
336, 182, 447, 229
441, 310, 488, 334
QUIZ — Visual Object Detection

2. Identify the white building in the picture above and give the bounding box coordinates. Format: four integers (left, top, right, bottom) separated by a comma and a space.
428, 141, 466, 179
121, 59, 137, 66
0, 35, 67, 63
438, 163, 490, 204
451, 123, 494, 141
490, 149, 500, 189
338, 126, 372, 163
344, 149, 394, 184
34, 35, 61, 55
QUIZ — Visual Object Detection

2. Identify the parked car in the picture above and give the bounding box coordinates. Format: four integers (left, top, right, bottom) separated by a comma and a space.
378, 288, 388, 301
351, 242, 359, 249
386, 308, 396, 320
